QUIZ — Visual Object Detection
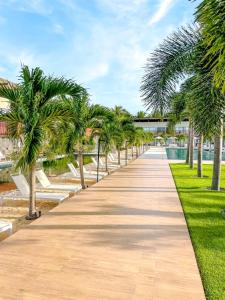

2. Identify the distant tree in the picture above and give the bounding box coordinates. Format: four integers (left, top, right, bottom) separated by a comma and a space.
147, 110, 163, 118
136, 111, 146, 118
111, 106, 133, 165
64, 95, 108, 189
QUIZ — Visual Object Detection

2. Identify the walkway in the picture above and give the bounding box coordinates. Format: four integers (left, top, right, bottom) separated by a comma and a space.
0, 148, 205, 300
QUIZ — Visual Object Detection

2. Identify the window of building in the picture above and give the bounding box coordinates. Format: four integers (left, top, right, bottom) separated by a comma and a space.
149, 128, 157, 133
157, 127, 166, 133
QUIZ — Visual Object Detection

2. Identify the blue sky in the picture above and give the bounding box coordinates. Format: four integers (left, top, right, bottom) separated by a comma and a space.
0, 0, 200, 114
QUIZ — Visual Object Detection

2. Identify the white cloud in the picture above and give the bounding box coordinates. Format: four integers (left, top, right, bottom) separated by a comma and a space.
148, 0, 175, 26
86, 63, 109, 82
96, 0, 148, 15
7, 50, 35, 67
0, 0, 196, 114
0, 0, 52, 15
0, 47, 43, 80
53, 23, 64, 35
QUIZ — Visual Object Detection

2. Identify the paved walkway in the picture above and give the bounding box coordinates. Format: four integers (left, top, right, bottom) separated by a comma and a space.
0, 148, 205, 300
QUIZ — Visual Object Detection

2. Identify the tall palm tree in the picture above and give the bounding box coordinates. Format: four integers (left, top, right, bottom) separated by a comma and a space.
122, 123, 136, 165
141, 25, 225, 189
64, 95, 108, 189
134, 127, 145, 158
144, 132, 154, 149
176, 134, 186, 147
0, 66, 84, 219
167, 89, 191, 164
196, 0, 225, 93
94, 115, 115, 172
111, 106, 133, 165
189, 73, 225, 187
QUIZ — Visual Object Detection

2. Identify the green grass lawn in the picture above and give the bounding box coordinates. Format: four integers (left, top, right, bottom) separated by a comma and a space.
170, 164, 225, 300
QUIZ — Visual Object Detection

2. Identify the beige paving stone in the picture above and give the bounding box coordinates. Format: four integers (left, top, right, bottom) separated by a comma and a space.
0, 149, 205, 299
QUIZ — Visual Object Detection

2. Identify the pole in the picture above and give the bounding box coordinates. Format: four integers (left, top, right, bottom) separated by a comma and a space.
97, 139, 101, 182
125, 141, 128, 166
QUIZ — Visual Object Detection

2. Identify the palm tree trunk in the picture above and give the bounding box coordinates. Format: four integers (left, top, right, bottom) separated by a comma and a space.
27, 164, 38, 219
136, 146, 138, 158
105, 154, 108, 172
186, 120, 191, 164
117, 148, 120, 165
211, 121, 223, 191
125, 144, 128, 165
132, 146, 134, 158
197, 134, 203, 178
189, 124, 194, 169
78, 151, 85, 189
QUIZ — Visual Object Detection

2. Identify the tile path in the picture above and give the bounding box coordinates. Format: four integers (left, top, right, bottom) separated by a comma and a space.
0, 148, 205, 299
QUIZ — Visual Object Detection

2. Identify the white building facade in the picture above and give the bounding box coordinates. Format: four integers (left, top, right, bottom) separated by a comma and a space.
0, 78, 17, 157
133, 117, 189, 135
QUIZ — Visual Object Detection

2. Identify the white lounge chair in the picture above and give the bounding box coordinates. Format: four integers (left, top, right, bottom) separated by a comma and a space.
10, 174, 68, 202
109, 153, 126, 163
67, 163, 103, 180
77, 160, 107, 176
99, 157, 118, 169
0, 220, 12, 234
109, 153, 117, 161
35, 169, 81, 192
91, 157, 119, 170
0, 150, 6, 161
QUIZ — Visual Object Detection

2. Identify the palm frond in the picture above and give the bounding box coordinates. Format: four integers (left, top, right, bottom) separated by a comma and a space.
141, 25, 200, 114
0, 84, 21, 107
42, 78, 86, 106
189, 74, 225, 136
196, 0, 225, 92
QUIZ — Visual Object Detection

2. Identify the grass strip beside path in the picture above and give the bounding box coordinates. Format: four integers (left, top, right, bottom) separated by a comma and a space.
170, 163, 225, 300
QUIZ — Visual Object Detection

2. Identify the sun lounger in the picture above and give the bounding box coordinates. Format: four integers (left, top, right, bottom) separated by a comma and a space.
10, 174, 68, 202
0, 150, 6, 161
76, 160, 107, 176
67, 163, 102, 180
0, 220, 12, 234
99, 157, 118, 169
35, 169, 81, 192
109, 153, 116, 161
91, 157, 119, 170
109, 153, 126, 162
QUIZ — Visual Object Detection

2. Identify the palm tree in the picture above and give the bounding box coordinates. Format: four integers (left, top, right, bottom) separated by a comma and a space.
176, 134, 186, 147
196, 0, 225, 93
197, 134, 203, 178
101, 128, 115, 172
122, 123, 136, 165
141, 25, 225, 189
145, 132, 154, 149
136, 111, 146, 118
167, 89, 191, 163
64, 95, 108, 189
111, 106, 133, 165
134, 127, 145, 158
189, 74, 225, 187
0, 66, 84, 219
95, 116, 116, 172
